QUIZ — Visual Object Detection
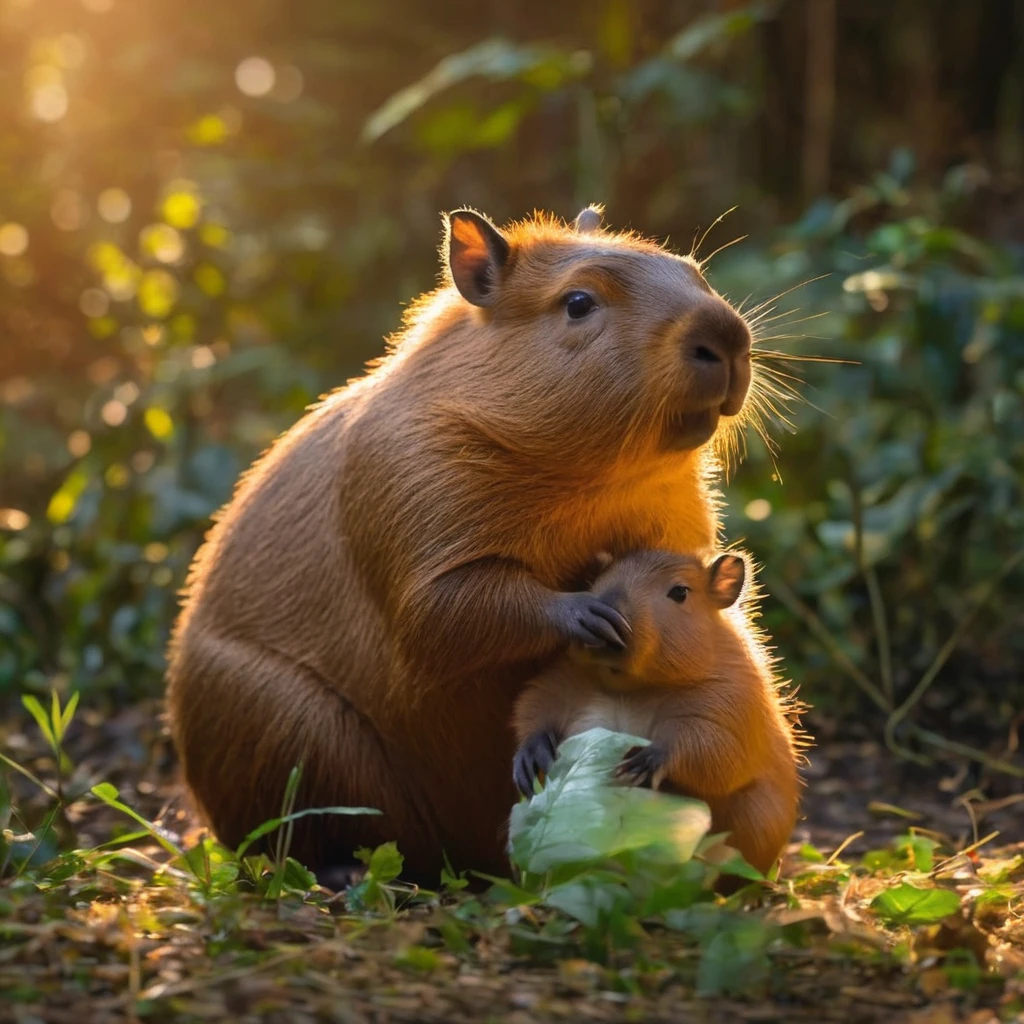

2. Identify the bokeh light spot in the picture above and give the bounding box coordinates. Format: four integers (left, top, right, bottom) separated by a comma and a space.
67, 430, 92, 457
144, 407, 174, 441
144, 542, 169, 563
88, 241, 123, 272
0, 223, 29, 256
194, 263, 225, 296
101, 400, 128, 426
90, 242, 142, 300
137, 269, 179, 318
0, 509, 30, 531
29, 73, 68, 122
161, 188, 201, 230
131, 451, 155, 473
190, 345, 216, 369
114, 381, 139, 406
187, 114, 228, 146
170, 313, 195, 341
140, 223, 185, 263
745, 498, 772, 521
87, 316, 118, 339
199, 223, 230, 248
235, 57, 275, 97
98, 188, 132, 223
104, 463, 130, 488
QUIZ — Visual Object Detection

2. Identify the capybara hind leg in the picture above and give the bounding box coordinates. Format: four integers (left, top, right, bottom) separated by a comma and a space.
708, 779, 796, 876
166, 631, 442, 877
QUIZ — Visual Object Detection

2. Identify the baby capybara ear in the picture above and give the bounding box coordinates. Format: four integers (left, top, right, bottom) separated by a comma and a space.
446, 209, 510, 307
708, 554, 745, 609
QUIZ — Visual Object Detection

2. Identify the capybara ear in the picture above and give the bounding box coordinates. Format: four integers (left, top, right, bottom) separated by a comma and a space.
446, 209, 510, 307
708, 554, 745, 609
573, 204, 604, 233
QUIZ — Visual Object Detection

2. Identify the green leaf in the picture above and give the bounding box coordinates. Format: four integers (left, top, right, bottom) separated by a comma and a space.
440, 854, 469, 892
362, 38, 590, 142
545, 871, 633, 928
475, 872, 544, 907
234, 805, 380, 860
665, 2, 773, 63
437, 918, 472, 954
871, 883, 961, 925
508, 727, 711, 875
58, 691, 79, 739
49, 691, 62, 744
638, 859, 709, 914
347, 843, 404, 912
182, 841, 240, 890
90, 783, 183, 859
280, 856, 317, 893
798, 843, 826, 863
21, 695, 56, 753
696, 917, 772, 996
894, 833, 938, 872
394, 945, 442, 972
365, 841, 403, 885
0, 750, 58, 801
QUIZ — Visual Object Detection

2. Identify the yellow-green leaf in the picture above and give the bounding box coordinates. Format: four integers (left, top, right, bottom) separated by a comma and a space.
22, 694, 56, 752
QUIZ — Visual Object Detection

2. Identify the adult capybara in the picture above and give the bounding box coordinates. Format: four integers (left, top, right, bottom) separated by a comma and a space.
166, 204, 758, 881
513, 550, 804, 875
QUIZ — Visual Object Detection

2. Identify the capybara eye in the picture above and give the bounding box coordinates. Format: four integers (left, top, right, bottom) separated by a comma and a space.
667, 585, 689, 604
565, 291, 596, 319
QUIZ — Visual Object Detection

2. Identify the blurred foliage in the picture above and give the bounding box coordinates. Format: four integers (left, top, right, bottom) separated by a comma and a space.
0, 0, 1022, 762
720, 159, 1024, 753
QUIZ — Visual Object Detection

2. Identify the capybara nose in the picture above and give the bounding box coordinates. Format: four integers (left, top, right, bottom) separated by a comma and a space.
689, 342, 725, 365
684, 298, 752, 416
685, 297, 751, 361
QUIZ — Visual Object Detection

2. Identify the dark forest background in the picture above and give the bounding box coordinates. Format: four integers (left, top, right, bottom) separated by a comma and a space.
2, 0, 1023, 771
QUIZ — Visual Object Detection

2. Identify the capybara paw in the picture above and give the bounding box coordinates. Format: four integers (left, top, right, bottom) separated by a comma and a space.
316, 861, 367, 892
616, 744, 667, 789
552, 592, 630, 651
513, 730, 560, 796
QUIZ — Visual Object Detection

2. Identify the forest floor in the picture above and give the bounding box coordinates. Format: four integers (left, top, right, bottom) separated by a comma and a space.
2, 700, 1023, 1024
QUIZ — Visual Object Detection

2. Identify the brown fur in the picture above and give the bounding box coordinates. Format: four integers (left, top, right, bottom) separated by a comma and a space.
166, 206, 759, 881
513, 551, 805, 875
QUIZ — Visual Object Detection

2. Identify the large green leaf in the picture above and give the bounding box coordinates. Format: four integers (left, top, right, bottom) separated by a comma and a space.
508, 727, 711, 875
871, 883, 962, 925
